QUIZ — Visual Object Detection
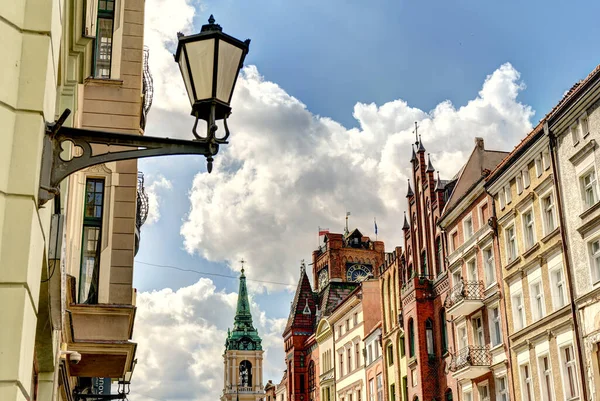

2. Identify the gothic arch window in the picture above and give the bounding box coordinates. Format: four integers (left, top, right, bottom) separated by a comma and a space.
308, 361, 315, 401
440, 309, 448, 354
435, 236, 443, 276
408, 318, 415, 357
239, 360, 252, 387
425, 318, 434, 357
421, 250, 428, 277
408, 264, 414, 280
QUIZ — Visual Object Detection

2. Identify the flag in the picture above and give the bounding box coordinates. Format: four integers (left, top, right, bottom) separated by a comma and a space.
346, 211, 351, 217
318, 227, 330, 236
374, 218, 378, 235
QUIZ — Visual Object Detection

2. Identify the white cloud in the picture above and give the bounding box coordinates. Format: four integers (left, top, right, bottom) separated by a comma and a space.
145, 175, 173, 225
129, 279, 286, 401
179, 63, 534, 289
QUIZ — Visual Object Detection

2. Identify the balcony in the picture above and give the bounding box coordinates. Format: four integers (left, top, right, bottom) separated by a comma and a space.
64, 275, 137, 378
224, 385, 265, 394
444, 279, 484, 317
449, 346, 491, 380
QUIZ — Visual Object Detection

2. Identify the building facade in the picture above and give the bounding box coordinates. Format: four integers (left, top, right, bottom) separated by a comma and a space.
364, 324, 384, 401
439, 138, 510, 401
222, 268, 265, 401
550, 65, 600, 399
1, 0, 149, 399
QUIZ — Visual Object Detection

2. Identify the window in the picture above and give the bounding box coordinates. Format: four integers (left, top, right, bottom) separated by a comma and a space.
346, 319, 350, 331
542, 194, 556, 234
523, 167, 531, 188
467, 259, 477, 281
94, 0, 116, 78
353, 313, 358, 325
389, 384, 395, 401
535, 157, 543, 177
445, 389, 453, 401
408, 319, 415, 357
550, 267, 566, 309
542, 150, 550, 170
436, 237, 443, 275
522, 210, 535, 249
357, 390, 361, 401
478, 383, 490, 401
463, 390, 472, 401
411, 369, 417, 387
339, 352, 344, 376
368, 344, 373, 364
425, 319, 434, 357
402, 377, 408, 401
506, 225, 518, 262
387, 344, 394, 366
504, 185, 512, 204
299, 374, 305, 393
464, 216, 474, 240
483, 247, 495, 287
580, 113, 590, 137
521, 364, 533, 401
499, 190, 506, 209
79, 178, 105, 304
308, 362, 315, 399
539, 355, 554, 401
376, 374, 383, 401
496, 376, 508, 401
512, 292, 525, 330
516, 174, 523, 194
440, 309, 448, 354
399, 335, 405, 357
452, 270, 462, 288
451, 231, 458, 252
489, 306, 502, 347
581, 169, 598, 208
421, 251, 428, 277
355, 343, 361, 368
530, 281, 545, 321
239, 360, 253, 386
561, 345, 579, 399
571, 124, 580, 144
369, 379, 375, 401
347, 348, 352, 372
590, 239, 600, 283
472, 316, 484, 346
457, 325, 468, 350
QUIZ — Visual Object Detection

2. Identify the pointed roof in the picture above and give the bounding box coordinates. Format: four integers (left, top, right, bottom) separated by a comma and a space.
402, 212, 410, 230
284, 263, 316, 335
426, 154, 435, 172
225, 268, 262, 351
441, 138, 508, 218
417, 135, 426, 153
409, 145, 416, 163
406, 179, 414, 198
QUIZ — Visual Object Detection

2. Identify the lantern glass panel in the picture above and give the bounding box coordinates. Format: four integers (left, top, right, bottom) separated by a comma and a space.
186, 38, 215, 102
216, 40, 244, 103
177, 49, 194, 106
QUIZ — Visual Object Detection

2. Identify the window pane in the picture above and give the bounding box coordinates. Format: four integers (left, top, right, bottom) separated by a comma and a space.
95, 18, 114, 78
79, 226, 101, 304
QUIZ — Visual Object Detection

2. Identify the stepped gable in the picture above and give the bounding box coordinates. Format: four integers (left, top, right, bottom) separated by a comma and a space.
284, 264, 317, 335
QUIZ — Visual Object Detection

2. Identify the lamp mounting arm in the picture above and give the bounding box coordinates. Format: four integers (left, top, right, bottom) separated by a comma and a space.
39, 109, 219, 207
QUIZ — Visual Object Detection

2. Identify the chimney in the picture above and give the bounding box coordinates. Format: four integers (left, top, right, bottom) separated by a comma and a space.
475, 137, 485, 150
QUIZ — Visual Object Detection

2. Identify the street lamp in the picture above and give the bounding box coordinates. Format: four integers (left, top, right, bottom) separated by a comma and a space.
39, 15, 250, 205
175, 15, 251, 172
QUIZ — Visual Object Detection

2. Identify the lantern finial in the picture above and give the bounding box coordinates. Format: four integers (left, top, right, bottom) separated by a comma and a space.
208, 14, 215, 24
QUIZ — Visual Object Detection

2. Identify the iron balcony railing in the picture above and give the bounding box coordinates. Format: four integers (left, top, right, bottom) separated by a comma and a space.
449, 345, 491, 372
444, 279, 484, 309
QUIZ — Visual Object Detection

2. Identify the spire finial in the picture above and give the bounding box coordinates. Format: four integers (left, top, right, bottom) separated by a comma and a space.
426, 153, 435, 172
208, 14, 215, 24
300, 259, 306, 274
413, 121, 419, 145
240, 258, 245, 275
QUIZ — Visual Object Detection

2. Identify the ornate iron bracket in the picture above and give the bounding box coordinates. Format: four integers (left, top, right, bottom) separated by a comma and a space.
39, 109, 220, 207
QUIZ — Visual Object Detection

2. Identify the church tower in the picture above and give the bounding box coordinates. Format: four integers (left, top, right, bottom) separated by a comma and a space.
222, 265, 265, 401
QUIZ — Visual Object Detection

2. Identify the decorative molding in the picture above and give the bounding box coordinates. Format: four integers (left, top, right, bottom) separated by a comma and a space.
569, 139, 596, 165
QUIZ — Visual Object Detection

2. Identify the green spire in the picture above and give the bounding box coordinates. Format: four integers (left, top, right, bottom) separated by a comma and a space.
225, 260, 262, 351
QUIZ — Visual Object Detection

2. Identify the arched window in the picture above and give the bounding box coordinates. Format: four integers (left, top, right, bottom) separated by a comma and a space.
408, 318, 415, 357
421, 251, 428, 277
239, 360, 252, 387
445, 389, 453, 401
435, 236, 443, 276
425, 318, 434, 357
408, 264, 414, 279
308, 361, 315, 400
440, 309, 448, 354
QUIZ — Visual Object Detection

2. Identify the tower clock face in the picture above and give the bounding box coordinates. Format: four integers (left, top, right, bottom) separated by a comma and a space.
346, 263, 372, 282
318, 268, 329, 289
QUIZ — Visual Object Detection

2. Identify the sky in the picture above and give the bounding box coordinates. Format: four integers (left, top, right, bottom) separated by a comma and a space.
128, 1, 600, 400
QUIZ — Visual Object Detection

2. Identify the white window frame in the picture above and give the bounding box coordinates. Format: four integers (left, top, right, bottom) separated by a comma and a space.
589, 238, 600, 284
483, 246, 495, 287
516, 174, 523, 194
540, 191, 557, 235
512, 291, 525, 330
535, 157, 543, 177
499, 190, 506, 209
542, 150, 551, 170
549, 265, 566, 310
520, 363, 533, 401
523, 166, 531, 188
580, 111, 589, 138
571, 123, 580, 145
477, 381, 490, 401
505, 224, 518, 262
463, 215, 474, 241
495, 376, 509, 401
466, 257, 477, 281
529, 280, 545, 321
449, 228, 459, 253
456, 323, 468, 350
559, 344, 579, 400
452, 269, 462, 288
580, 168, 599, 209
505, 185, 512, 204
472, 314, 484, 347
462, 389, 473, 401
538, 354, 555, 401
488, 304, 502, 347
522, 208, 536, 250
